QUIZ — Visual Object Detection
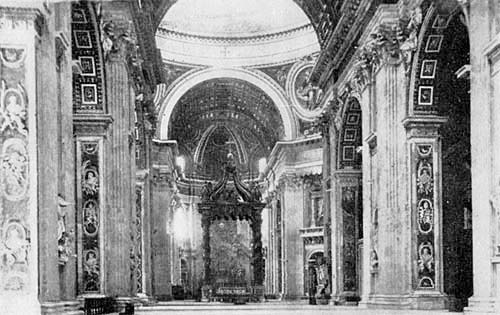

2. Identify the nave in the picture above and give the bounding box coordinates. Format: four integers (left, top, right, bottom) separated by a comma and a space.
0, 0, 498, 314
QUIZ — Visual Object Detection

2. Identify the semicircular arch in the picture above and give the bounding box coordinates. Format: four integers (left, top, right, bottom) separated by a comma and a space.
156, 67, 297, 140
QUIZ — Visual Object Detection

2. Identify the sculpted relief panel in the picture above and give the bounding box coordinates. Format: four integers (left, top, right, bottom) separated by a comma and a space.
0, 46, 31, 294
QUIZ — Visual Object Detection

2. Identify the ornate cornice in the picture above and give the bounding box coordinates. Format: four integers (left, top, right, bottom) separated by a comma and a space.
157, 23, 313, 45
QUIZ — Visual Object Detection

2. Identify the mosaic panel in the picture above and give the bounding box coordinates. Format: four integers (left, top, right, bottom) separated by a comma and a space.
341, 186, 357, 292
339, 98, 362, 169
135, 186, 144, 293
80, 140, 101, 293
415, 144, 435, 289
0, 46, 31, 294
71, 2, 104, 112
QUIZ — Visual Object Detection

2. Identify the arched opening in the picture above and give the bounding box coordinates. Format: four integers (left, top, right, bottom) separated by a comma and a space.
412, 8, 471, 311
306, 251, 325, 304
169, 78, 285, 180
335, 96, 363, 302
438, 14, 472, 312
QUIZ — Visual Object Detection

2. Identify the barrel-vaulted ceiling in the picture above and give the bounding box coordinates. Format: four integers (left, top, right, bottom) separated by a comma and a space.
169, 79, 284, 178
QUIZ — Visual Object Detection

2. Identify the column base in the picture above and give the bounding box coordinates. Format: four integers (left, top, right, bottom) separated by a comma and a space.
136, 293, 156, 305
154, 294, 173, 301
464, 297, 500, 314
41, 301, 83, 315
361, 292, 447, 310
331, 291, 360, 305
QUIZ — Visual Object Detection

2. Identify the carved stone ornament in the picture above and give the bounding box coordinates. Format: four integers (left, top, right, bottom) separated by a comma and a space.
350, 5, 423, 91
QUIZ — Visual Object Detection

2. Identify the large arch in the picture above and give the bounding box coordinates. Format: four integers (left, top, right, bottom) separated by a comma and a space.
156, 67, 297, 140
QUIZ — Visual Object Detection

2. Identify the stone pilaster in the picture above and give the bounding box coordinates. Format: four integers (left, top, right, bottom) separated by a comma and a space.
103, 35, 135, 297
277, 174, 305, 299
465, 0, 500, 313
0, 5, 44, 315
150, 140, 177, 301
331, 171, 362, 304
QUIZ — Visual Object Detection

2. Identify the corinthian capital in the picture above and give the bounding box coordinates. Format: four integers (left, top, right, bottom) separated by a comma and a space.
353, 5, 422, 80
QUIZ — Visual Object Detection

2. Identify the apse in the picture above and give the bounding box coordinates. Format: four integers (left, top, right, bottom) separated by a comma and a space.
169, 78, 285, 179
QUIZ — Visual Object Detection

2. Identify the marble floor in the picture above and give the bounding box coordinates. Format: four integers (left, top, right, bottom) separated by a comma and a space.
136, 302, 456, 315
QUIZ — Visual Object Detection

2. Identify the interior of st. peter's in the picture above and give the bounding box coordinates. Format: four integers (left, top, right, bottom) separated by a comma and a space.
0, 0, 498, 314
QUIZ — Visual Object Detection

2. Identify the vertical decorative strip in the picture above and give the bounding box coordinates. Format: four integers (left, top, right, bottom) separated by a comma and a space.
135, 185, 144, 294
78, 138, 103, 293
415, 143, 435, 289
0, 47, 31, 293
341, 186, 357, 292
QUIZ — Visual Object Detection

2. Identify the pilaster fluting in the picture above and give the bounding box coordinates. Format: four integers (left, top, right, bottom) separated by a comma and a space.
104, 47, 134, 297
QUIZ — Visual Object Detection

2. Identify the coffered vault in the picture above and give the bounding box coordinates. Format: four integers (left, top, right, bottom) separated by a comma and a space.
169, 78, 284, 178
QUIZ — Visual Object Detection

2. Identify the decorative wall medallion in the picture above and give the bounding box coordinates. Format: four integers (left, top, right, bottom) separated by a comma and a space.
79, 140, 101, 293
0, 82, 27, 136
420, 60, 437, 79
343, 146, 355, 161
417, 241, 435, 288
0, 48, 26, 68
74, 30, 92, 48
79, 56, 95, 76
286, 60, 323, 120
417, 160, 433, 195
418, 86, 433, 106
81, 84, 97, 105
83, 200, 99, 236
0, 138, 28, 201
418, 199, 433, 233
425, 35, 443, 53
432, 15, 450, 29
415, 144, 436, 289
83, 249, 100, 292
82, 166, 99, 196
1, 221, 28, 291
71, 9, 87, 23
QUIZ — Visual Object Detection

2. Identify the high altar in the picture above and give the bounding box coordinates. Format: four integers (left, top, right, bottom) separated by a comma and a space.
198, 154, 265, 302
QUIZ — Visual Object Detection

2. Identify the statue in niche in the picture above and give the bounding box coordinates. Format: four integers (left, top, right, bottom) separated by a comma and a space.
315, 256, 329, 299
370, 249, 379, 274
249, 181, 262, 202
316, 198, 324, 226
490, 178, 500, 254
201, 181, 213, 201
57, 195, 74, 265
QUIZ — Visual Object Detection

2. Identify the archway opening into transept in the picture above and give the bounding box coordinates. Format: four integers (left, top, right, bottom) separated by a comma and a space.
411, 6, 472, 312
437, 12, 472, 312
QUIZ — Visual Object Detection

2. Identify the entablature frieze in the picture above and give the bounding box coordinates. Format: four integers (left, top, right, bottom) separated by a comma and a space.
333, 170, 362, 186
